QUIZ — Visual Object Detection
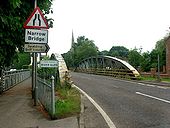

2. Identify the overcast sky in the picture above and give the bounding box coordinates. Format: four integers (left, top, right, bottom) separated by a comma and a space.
48, 0, 170, 54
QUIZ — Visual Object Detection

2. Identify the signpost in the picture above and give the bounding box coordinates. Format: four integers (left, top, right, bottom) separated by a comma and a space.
23, 1, 49, 106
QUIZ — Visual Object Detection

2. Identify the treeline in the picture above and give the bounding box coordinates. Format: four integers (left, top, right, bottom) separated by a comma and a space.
62, 36, 166, 72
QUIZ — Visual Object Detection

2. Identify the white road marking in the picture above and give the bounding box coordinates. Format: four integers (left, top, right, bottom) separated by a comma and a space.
146, 84, 156, 87
156, 86, 168, 89
137, 83, 168, 89
136, 92, 170, 104
138, 83, 145, 86
72, 84, 117, 128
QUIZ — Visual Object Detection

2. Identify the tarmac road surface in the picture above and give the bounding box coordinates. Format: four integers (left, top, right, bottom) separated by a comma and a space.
71, 72, 170, 128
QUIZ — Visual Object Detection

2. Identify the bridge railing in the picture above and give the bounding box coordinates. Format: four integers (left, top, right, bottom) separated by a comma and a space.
0, 69, 31, 93
76, 68, 139, 79
37, 76, 55, 118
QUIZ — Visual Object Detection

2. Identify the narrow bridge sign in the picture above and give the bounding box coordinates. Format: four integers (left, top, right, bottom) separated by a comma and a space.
23, 7, 49, 29
25, 29, 48, 43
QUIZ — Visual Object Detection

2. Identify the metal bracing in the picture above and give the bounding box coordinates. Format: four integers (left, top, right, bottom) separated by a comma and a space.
76, 56, 140, 78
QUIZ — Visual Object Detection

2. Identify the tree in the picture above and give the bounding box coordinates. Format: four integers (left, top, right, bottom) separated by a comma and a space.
62, 51, 74, 68
128, 48, 143, 69
150, 49, 158, 69
141, 51, 151, 72
13, 52, 31, 69
0, 0, 53, 69
62, 36, 98, 68
74, 36, 98, 65
98, 50, 109, 56
155, 39, 166, 70
108, 46, 129, 60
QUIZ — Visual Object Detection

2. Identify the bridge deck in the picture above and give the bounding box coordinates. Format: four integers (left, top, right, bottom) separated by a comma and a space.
0, 78, 78, 128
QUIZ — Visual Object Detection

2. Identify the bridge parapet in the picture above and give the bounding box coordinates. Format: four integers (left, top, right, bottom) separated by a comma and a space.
0, 69, 31, 93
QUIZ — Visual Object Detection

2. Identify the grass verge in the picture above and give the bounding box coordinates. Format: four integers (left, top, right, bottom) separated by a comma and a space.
55, 85, 81, 119
139, 76, 170, 83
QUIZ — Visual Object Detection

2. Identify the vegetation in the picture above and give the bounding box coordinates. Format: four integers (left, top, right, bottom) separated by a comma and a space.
140, 76, 170, 83
0, 0, 53, 69
36, 54, 81, 119
55, 85, 81, 119
13, 52, 31, 69
37, 54, 59, 85
108, 46, 129, 60
63, 35, 167, 73
128, 48, 143, 69
62, 36, 98, 68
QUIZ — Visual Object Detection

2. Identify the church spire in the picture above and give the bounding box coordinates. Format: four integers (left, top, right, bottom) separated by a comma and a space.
70, 30, 75, 51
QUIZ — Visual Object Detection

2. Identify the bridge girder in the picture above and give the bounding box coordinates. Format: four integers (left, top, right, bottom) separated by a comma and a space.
76, 56, 140, 77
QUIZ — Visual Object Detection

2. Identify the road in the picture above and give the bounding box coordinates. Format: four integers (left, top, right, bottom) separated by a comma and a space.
71, 72, 170, 128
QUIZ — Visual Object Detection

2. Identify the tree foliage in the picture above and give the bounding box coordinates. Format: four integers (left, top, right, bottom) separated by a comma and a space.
108, 46, 129, 60
128, 48, 143, 69
62, 36, 98, 68
13, 52, 31, 69
98, 50, 109, 56
0, 0, 53, 69
155, 39, 166, 68
140, 51, 151, 72
63, 35, 167, 73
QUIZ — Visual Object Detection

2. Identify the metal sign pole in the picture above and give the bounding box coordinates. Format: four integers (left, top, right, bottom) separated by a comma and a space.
32, 53, 34, 99
33, 0, 38, 106
34, 0, 37, 8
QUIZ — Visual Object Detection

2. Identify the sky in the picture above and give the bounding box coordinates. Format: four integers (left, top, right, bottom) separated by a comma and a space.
48, 0, 170, 54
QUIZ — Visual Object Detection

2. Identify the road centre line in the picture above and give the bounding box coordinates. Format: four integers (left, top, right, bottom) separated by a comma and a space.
146, 84, 156, 87
138, 83, 156, 87
156, 86, 168, 89
114, 79, 168, 90
138, 83, 145, 86
136, 92, 170, 104
72, 84, 117, 128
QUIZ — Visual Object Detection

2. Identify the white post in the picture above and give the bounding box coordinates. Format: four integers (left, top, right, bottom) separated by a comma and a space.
51, 76, 55, 118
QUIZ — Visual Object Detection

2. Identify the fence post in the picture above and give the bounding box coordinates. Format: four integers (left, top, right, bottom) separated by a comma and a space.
51, 76, 55, 119
0, 70, 5, 93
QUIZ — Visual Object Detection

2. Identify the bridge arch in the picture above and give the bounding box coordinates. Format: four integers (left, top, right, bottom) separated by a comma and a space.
75, 56, 140, 78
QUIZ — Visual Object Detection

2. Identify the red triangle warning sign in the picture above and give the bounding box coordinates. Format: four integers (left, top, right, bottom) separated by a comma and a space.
23, 7, 49, 29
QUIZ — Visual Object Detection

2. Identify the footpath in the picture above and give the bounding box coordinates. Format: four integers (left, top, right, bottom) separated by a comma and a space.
0, 77, 108, 128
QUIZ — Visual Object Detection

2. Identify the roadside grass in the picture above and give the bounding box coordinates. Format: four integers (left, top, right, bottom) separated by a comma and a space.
162, 77, 170, 82
139, 76, 170, 83
55, 85, 81, 119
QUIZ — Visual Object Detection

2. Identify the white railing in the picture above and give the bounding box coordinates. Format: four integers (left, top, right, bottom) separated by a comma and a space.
0, 69, 31, 93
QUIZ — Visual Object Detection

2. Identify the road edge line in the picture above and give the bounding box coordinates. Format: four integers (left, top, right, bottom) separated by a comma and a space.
72, 84, 117, 128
